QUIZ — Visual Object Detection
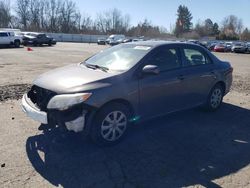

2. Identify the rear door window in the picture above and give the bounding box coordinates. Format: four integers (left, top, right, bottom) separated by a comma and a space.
183, 48, 211, 67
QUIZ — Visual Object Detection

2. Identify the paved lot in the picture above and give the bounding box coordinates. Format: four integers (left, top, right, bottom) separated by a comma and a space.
0, 43, 250, 188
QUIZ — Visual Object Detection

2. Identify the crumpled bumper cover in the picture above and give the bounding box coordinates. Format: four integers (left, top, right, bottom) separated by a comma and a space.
21, 94, 48, 124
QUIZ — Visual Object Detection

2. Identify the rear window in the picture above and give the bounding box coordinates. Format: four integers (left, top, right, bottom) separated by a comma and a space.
184, 48, 211, 66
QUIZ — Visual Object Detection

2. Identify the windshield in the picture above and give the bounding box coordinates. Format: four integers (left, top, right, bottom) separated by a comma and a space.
83, 44, 151, 71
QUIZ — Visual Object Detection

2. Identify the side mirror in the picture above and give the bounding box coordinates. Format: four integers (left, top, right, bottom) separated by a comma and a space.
142, 65, 159, 75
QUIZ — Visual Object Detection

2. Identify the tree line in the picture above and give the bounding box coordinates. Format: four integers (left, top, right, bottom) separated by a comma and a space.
174, 5, 250, 40
0, 0, 166, 37
0, 0, 250, 40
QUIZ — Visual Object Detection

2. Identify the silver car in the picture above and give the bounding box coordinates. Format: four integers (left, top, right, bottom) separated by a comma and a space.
21, 41, 233, 146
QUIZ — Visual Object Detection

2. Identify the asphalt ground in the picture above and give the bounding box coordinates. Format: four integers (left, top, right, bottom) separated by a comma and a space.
0, 43, 250, 188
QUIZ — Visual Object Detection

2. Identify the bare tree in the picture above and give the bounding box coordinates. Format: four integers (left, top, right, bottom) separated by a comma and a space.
59, 0, 80, 33
16, 0, 30, 29
95, 8, 130, 34
80, 13, 93, 33
43, 0, 62, 32
222, 15, 243, 35
0, 0, 12, 27
29, 0, 42, 31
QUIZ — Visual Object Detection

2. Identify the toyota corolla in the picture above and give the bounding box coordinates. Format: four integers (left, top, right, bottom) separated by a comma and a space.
21, 41, 233, 146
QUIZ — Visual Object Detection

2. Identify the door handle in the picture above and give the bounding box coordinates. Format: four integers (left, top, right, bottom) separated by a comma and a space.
177, 75, 185, 80
210, 69, 215, 74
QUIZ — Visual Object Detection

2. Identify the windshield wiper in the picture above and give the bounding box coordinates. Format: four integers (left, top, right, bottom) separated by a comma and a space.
84, 63, 109, 72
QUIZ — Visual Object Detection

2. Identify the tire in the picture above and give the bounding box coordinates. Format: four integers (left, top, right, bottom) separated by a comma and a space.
204, 84, 224, 111
90, 103, 131, 146
48, 41, 52, 46
14, 40, 20, 48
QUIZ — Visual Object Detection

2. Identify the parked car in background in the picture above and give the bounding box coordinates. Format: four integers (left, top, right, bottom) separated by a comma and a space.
23, 33, 56, 46
21, 41, 233, 146
106, 34, 125, 45
0, 31, 23, 48
247, 42, 250, 53
225, 42, 233, 51
208, 43, 217, 51
231, 42, 248, 53
123, 38, 132, 43
214, 44, 228, 52
97, 38, 106, 45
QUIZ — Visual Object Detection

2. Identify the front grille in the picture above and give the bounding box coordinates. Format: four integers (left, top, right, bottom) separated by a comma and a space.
27, 85, 56, 111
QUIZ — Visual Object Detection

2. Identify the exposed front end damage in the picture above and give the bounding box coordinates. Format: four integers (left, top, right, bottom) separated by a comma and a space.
47, 104, 94, 133
21, 85, 96, 134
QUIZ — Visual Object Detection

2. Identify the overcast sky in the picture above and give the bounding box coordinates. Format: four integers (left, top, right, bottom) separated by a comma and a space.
74, 0, 250, 31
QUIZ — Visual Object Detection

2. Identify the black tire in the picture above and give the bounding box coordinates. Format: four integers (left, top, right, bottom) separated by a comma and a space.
14, 40, 20, 48
48, 41, 52, 46
204, 84, 224, 111
90, 103, 131, 146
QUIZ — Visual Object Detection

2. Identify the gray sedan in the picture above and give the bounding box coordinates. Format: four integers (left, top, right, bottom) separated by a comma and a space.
21, 41, 233, 146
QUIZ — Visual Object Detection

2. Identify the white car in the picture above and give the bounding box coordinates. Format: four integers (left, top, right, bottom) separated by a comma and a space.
106, 34, 125, 45
0, 31, 23, 48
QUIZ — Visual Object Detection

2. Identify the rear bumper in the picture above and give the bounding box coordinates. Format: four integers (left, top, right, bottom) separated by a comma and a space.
21, 94, 48, 124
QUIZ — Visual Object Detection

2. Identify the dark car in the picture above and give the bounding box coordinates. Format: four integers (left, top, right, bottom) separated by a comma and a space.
123, 38, 132, 43
247, 43, 250, 53
231, 43, 248, 53
97, 38, 106, 45
21, 41, 233, 146
23, 33, 56, 46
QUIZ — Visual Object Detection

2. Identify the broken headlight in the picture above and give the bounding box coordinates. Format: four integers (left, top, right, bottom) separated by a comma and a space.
47, 93, 92, 110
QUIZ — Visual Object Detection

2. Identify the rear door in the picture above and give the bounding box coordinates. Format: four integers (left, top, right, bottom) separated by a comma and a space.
180, 45, 217, 106
138, 45, 187, 118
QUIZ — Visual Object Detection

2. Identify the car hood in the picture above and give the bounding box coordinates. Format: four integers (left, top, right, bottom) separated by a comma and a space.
33, 63, 118, 93
24, 35, 36, 39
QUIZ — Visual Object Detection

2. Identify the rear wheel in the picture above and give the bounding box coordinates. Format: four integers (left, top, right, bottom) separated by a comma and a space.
204, 84, 224, 111
14, 40, 20, 48
90, 103, 130, 146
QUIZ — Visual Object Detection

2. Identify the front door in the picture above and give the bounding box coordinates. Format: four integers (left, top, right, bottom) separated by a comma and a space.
139, 46, 186, 119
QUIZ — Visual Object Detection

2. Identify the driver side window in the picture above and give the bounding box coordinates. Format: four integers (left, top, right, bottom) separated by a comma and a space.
148, 48, 180, 72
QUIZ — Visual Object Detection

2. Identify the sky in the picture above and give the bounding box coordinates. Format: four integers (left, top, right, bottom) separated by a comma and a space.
75, 0, 250, 31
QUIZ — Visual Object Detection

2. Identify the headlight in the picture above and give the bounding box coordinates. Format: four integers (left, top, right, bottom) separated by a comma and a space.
47, 93, 92, 110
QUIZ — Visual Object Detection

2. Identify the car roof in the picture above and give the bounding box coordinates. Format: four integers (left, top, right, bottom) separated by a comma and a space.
129, 40, 201, 48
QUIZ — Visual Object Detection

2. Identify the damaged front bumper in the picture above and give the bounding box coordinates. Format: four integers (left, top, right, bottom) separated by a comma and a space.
21, 94, 93, 133
21, 94, 48, 124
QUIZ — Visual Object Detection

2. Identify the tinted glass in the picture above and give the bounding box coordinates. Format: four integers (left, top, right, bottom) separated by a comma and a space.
148, 48, 180, 71
0, 33, 8, 37
184, 48, 211, 66
84, 44, 151, 71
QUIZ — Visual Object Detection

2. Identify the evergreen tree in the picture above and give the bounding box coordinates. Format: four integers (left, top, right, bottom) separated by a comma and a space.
174, 5, 193, 37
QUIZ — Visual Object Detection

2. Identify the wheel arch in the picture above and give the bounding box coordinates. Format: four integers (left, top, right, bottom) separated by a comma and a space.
14, 39, 20, 43
97, 99, 135, 118
215, 81, 226, 95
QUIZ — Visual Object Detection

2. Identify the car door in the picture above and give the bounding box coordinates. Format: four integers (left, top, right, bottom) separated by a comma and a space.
0, 32, 9, 44
138, 45, 187, 119
37, 34, 44, 44
180, 45, 217, 106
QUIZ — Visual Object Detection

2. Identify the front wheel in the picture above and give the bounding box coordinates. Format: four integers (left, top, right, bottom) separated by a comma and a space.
90, 103, 131, 146
204, 84, 224, 111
